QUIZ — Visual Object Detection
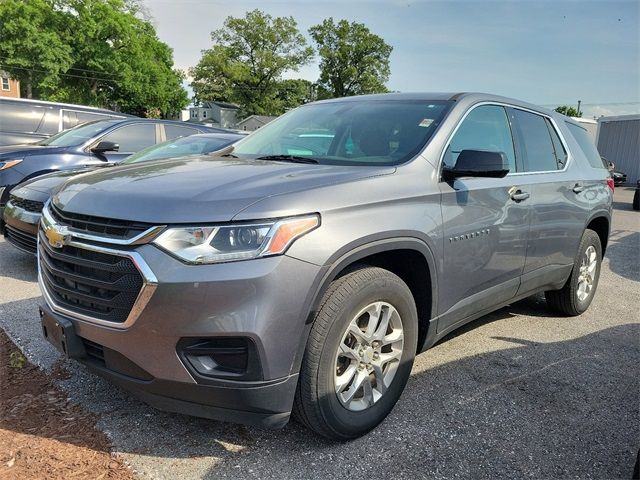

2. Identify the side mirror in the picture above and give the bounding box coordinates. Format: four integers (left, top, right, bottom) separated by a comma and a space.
92, 141, 119, 154
443, 149, 510, 180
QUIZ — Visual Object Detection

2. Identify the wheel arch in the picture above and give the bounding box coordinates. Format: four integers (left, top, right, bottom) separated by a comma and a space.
585, 211, 611, 255
293, 236, 439, 374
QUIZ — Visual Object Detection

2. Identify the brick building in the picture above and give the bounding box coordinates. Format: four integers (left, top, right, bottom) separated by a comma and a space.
0, 72, 20, 98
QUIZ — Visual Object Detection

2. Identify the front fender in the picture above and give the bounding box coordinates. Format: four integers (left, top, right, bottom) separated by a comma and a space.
287, 235, 439, 375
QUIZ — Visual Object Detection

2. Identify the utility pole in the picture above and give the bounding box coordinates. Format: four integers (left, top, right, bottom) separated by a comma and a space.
576, 100, 581, 117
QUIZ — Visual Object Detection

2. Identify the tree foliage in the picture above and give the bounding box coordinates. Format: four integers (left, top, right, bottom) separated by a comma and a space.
190, 10, 313, 116
0, 0, 188, 117
0, 0, 72, 98
309, 18, 392, 98
555, 105, 582, 117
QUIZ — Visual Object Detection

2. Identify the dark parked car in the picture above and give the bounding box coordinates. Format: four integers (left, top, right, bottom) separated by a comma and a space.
2, 132, 244, 253
0, 97, 129, 146
0, 118, 228, 228
36, 93, 612, 440
611, 170, 627, 186
602, 156, 627, 186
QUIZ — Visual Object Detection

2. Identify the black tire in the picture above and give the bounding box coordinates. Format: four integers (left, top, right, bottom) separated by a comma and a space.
545, 229, 602, 316
633, 188, 639, 211
293, 266, 418, 440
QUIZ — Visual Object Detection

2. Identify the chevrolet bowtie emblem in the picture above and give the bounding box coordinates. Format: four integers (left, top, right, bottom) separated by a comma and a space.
45, 224, 70, 249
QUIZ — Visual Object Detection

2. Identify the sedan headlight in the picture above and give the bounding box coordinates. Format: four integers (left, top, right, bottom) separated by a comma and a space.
0, 159, 23, 171
153, 214, 320, 264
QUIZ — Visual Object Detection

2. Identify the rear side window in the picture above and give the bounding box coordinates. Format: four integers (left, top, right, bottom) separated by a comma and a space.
545, 119, 567, 168
164, 124, 200, 141
566, 122, 606, 169
63, 110, 119, 130
2, 102, 46, 133
512, 109, 559, 172
101, 124, 157, 153
444, 105, 516, 172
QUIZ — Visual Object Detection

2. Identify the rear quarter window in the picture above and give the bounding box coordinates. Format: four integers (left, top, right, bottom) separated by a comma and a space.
566, 122, 606, 169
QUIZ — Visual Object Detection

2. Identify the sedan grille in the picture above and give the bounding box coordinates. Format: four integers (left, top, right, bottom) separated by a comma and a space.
5, 224, 37, 254
9, 194, 45, 213
38, 232, 144, 323
50, 203, 154, 240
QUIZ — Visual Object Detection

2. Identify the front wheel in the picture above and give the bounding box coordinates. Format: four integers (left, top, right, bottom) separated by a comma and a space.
293, 266, 417, 440
545, 229, 602, 316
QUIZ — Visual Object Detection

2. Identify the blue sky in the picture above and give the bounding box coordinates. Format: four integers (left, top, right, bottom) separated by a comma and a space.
144, 0, 639, 118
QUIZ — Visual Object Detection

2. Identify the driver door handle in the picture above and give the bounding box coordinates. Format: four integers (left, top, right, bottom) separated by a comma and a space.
509, 188, 530, 202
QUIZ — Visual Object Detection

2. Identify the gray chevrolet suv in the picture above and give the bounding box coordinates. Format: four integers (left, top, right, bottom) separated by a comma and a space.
37, 93, 612, 440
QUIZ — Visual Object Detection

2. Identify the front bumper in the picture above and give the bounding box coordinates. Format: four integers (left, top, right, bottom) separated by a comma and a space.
2, 199, 40, 254
39, 238, 323, 427
40, 302, 298, 428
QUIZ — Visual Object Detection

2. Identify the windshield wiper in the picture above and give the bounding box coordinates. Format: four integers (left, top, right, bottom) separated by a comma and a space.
256, 155, 319, 164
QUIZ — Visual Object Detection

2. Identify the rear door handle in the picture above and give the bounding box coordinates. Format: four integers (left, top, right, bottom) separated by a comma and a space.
573, 183, 585, 193
509, 188, 530, 202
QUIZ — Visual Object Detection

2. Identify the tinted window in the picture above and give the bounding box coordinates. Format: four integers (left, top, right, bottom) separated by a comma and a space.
444, 105, 516, 172
566, 122, 606, 169
101, 123, 157, 153
164, 124, 200, 141
39, 120, 121, 147
62, 110, 78, 129
546, 118, 567, 168
122, 135, 238, 164
233, 100, 452, 166
63, 110, 119, 130
1, 102, 46, 133
513, 109, 558, 172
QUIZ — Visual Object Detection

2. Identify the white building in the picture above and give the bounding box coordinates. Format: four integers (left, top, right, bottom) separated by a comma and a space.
236, 115, 277, 132
187, 101, 240, 129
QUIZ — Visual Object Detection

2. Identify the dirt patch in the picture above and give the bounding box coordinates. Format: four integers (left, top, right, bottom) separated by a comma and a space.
0, 329, 135, 480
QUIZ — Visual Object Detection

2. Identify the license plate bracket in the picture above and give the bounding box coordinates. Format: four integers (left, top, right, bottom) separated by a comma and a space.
40, 308, 85, 358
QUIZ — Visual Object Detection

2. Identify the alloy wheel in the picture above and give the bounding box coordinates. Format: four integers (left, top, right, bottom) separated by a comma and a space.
334, 301, 404, 411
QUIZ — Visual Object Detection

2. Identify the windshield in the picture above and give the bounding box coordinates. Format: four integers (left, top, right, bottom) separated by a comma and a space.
121, 134, 240, 164
232, 100, 452, 166
38, 120, 122, 147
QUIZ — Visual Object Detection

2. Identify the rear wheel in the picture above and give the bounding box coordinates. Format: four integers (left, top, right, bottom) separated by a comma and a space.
545, 229, 602, 316
293, 266, 417, 440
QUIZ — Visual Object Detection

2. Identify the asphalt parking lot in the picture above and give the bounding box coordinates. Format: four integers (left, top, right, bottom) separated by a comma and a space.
1, 187, 638, 479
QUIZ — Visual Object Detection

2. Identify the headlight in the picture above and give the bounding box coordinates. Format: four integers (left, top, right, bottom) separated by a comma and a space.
153, 214, 320, 264
0, 159, 23, 171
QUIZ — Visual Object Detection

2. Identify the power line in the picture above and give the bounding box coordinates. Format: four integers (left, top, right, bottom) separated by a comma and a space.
541, 102, 640, 107
0, 63, 120, 83
0, 56, 121, 78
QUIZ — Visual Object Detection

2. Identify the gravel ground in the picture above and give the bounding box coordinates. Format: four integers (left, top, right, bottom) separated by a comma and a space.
1, 187, 638, 479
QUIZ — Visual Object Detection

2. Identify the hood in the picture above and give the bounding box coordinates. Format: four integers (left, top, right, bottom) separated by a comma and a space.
53, 156, 395, 223
0, 144, 65, 159
13, 167, 102, 196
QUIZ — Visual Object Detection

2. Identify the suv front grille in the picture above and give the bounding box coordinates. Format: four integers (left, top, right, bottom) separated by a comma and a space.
50, 203, 154, 239
9, 194, 44, 213
38, 232, 144, 323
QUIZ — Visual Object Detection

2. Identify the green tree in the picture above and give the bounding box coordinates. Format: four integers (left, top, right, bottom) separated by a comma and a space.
555, 105, 582, 117
0, 0, 72, 98
275, 78, 315, 111
309, 18, 392, 99
0, 0, 188, 116
54, 0, 188, 117
190, 10, 313, 116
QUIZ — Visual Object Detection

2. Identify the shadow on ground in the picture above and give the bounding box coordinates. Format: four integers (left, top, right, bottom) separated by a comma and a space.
607, 229, 640, 283
0, 240, 37, 283
3, 298, 638, 479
